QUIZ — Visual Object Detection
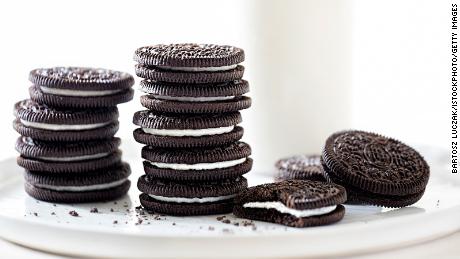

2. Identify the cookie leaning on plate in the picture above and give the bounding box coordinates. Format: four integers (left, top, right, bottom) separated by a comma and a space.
13, 99, 119, 142
29, 67, 134, 108
322, 130, 430, 208
25, 162, 131, 203
138, 176, 248, 216
233, 180, 347, 228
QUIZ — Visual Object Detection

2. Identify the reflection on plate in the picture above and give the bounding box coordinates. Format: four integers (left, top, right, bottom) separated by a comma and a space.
0, 156, 458, 258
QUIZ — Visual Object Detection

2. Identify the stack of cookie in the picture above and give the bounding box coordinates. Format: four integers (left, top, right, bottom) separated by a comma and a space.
13, 67, 134, 203
132, 44, 252, 216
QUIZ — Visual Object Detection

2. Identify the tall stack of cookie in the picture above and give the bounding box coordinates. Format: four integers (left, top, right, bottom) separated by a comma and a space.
13, 67, 134, 203
133, 44, 252, 216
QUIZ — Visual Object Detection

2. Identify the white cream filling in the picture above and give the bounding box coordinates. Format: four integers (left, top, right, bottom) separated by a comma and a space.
149, 194, 236, 203
40, 86, 123, 97
146, 157, 246, 170
37, 152, 110, 162
150, 95, 235, 102
20, 119, 110, 131
157, 64, 237, 72
243, 202, 337, 218
142, 125, 234, 137
35, 178, 128, 192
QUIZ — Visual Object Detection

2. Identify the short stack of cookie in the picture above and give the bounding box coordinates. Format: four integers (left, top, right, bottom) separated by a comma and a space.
13, 67, 134, 203
133, 44, 252, 216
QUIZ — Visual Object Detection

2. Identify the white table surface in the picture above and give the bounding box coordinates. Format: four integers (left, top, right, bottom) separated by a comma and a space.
2, 231, 460, 259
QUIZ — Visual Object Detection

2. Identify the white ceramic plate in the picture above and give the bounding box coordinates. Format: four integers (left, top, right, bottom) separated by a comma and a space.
0, 155, 459, 258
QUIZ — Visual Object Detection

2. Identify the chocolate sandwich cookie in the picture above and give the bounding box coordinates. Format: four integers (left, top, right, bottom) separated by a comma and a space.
134, 44, 245, 83
16, 137, 121, 173
13, 99, 119, 141
138, 176, 248, 216
233, 180, 347, 227
141, 141, 252, 181
233, 180, 347, 228
24, 162, 131, 203
133, 111, 243, 148
29, 67, 134, 108
322, 130, 430, 208
275, 155, 329, 182
139, 79, 251, 113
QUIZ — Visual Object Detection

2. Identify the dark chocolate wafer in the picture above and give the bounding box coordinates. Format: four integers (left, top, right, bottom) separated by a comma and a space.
134, 44, 244, 68
16, 137, 122, 173
141, 141, 251, 164
133, 126, 244, 148
30, 85, 134, 109
139, 79, 249, 97
133, 111, 242, 148
138, 176, 248, 216
29, 67, 134, 91
140, 95, 251, 114
14, 99, 119, 141
135, 64, 244, 84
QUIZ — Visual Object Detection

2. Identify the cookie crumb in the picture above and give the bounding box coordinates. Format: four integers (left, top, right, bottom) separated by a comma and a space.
222, 219, 231, 224
216, 216, 226, 221
68, 210, 79, 217
113, 220, 118, 224
208, 226, 215, 231
135, 218, 143, 225
172, 222, 176, 226
233, 222, 239, 226
51, 212, 56, 215
33, 212, 38, 217
110, 208, 114, 212
242, 220, 255, 227
90, 208, 99, 213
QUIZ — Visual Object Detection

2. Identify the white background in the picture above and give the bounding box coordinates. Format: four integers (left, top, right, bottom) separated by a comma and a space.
0, 0, 448, 165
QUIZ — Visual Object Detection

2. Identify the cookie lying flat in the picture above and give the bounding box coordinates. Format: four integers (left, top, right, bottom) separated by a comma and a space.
134, 44, 245, 83
29, 67, 134, 108
141, 142, 252, 181
138, 176, 248, 216
322, 130, 430, 208
25, 162, 131, 203
275, 155, 329, 182
133, 111, 243, 148
13, 99, 119, 141
139, 79, 251, 113
233, 180, 346, 228
16, 137, 121, 173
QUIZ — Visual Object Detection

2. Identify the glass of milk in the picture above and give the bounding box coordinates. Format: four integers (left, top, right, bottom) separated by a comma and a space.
240, 0, 353, 174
